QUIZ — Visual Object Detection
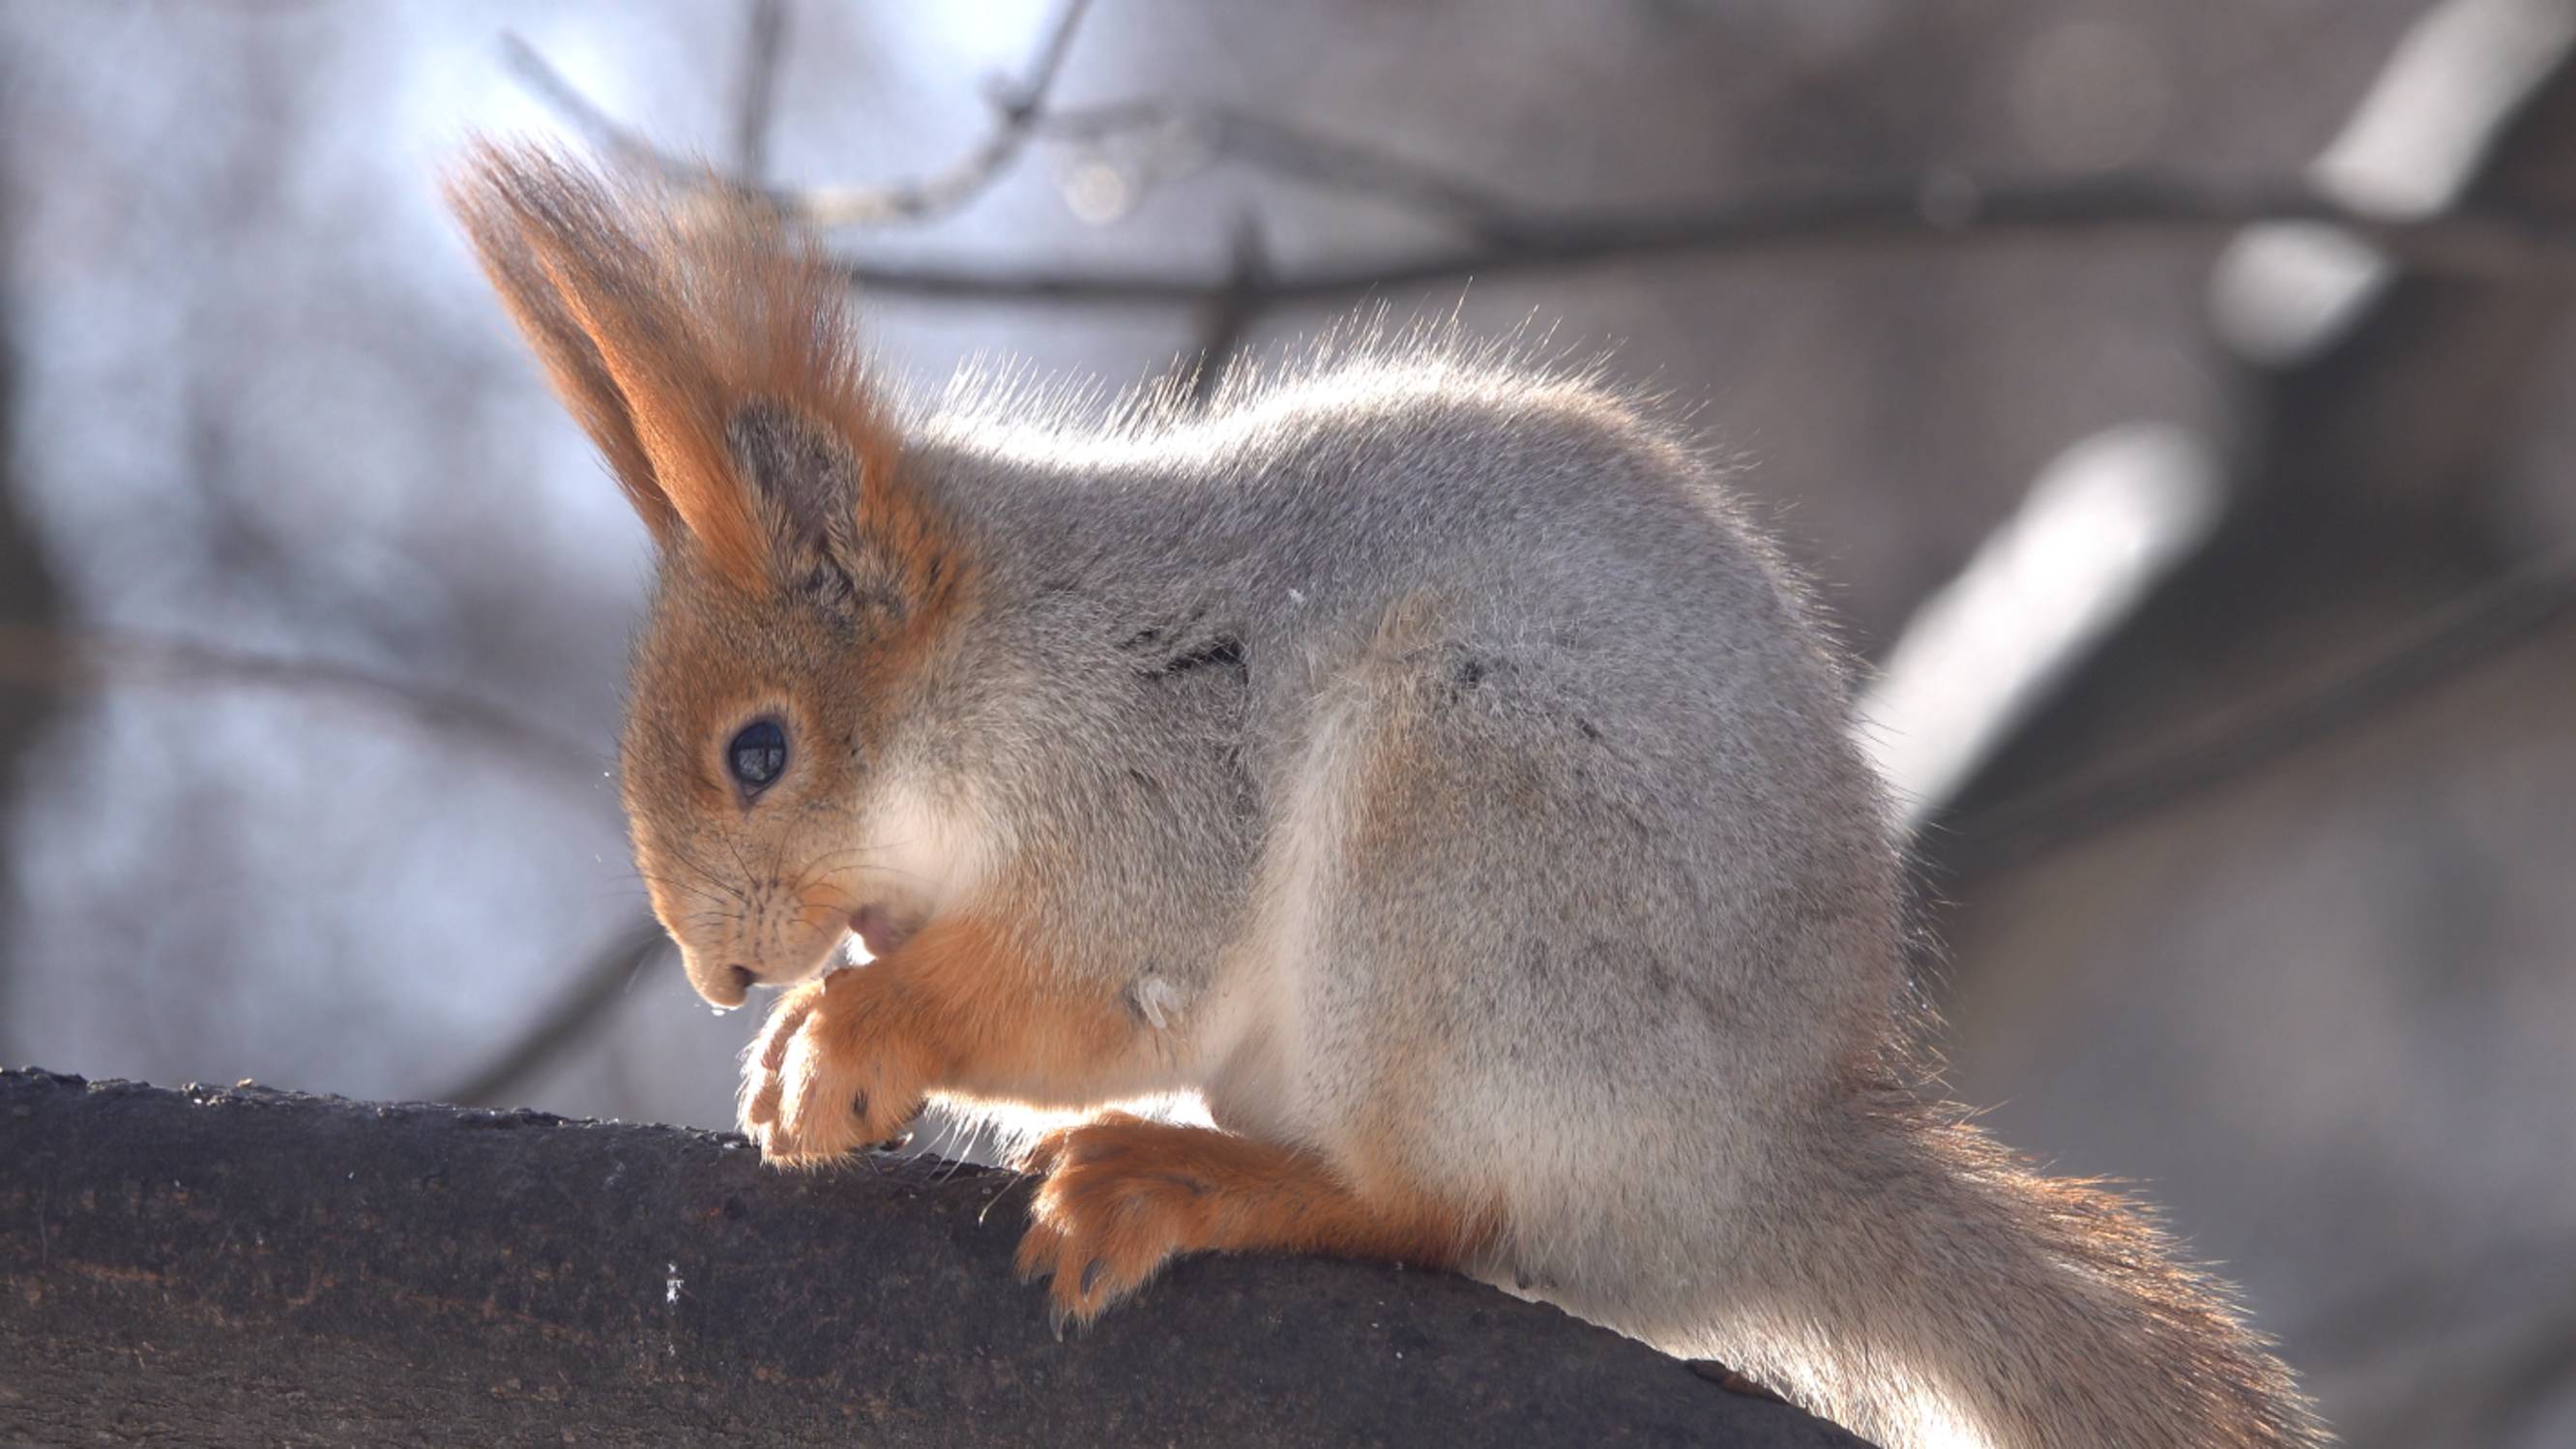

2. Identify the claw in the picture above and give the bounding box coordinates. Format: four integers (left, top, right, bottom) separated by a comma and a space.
1080, 1257, 1108, 1298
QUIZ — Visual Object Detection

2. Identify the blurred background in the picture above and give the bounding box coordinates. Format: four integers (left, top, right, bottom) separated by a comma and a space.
4, 1, 2573, 1443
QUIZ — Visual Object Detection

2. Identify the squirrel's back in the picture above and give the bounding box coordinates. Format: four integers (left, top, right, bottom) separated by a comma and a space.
906, 338, 1902, 1049
907, 345, 2320, 1449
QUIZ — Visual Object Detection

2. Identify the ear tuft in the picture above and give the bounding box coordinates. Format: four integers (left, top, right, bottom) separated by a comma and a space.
446, 140, 940, 607
447, 140, 682, 547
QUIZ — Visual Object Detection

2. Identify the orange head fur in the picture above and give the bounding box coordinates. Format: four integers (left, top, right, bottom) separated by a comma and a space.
449, 141, 971, 1006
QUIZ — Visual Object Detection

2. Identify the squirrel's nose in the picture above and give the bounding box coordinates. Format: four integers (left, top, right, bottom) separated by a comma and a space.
727, 964, 762, 994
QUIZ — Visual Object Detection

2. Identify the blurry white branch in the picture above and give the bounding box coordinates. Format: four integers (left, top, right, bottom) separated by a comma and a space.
1859, 426, 2223, 835
2216, 0, 2576, 362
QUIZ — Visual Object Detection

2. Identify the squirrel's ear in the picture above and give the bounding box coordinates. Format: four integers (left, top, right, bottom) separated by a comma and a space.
446, 140, 949, 610
727, 399, 929, 621
447, 142, 681, 547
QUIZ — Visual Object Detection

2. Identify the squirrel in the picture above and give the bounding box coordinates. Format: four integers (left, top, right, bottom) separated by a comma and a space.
450, 142, 2327, 1449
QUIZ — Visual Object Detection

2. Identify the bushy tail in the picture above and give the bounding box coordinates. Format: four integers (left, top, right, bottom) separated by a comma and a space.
1721, 1092, 2328, 1449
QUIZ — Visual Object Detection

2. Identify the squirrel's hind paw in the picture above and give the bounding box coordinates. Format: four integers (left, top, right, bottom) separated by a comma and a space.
1014, 1111, 1219, 1325
1013, 1112, 1490, 1329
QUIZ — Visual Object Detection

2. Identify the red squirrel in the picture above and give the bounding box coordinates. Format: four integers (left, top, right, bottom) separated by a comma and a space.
452, 143, 2326, 1449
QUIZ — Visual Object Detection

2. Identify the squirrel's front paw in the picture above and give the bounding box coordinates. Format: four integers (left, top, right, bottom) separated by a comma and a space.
740, 975, 927, 1166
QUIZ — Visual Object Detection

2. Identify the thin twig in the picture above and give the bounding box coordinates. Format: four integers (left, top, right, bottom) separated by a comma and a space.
1186, 210, 1269, 404
0, 621, 608, 791
504, 0, 1095, 227
732, 0, 790, 181
497, 34, 703, 188
789, 0, 1092, 226
510, 27, 1516, 235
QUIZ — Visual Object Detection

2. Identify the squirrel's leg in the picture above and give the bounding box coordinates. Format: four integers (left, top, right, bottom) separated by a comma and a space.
742, 913, 1131, 1165
1013, 1110, 1494, 1327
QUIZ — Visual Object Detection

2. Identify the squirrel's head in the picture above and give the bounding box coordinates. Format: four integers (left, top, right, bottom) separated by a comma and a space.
451, 142, 973, 1007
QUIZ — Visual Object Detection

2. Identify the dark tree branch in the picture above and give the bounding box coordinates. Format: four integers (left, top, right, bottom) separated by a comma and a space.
505, 14, 2576, 315
831, 179, 2576, 307
0, 1070, 1865, 1448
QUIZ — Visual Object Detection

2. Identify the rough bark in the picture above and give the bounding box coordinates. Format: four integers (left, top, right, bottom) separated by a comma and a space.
0, 1069, 1866, 1448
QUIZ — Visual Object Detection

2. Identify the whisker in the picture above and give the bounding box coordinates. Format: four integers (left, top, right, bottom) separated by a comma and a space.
637, 873, 730, 908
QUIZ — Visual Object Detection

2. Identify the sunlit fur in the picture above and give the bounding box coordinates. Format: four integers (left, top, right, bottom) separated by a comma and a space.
451, 140, 972, 1007
453, 143, 2327, 1449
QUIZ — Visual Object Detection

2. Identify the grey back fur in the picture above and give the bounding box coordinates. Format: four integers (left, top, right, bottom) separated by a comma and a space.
875, 331, 2318, 1449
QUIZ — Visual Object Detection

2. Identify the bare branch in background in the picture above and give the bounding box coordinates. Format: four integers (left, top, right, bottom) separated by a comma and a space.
507, 13, 1513, 237
731, 0, 789, 181
0, 622, 607, 794
442, 916, 671, 1108
1186, 210, 1270, 404
495, 34, 707, 190
502, 0, 1095, 227
826, 180, 2576, 308
784, 0, 1093, 226
506, 19, 2576, 314
0, 617, 682, 1111
1029, 98, 1529, 236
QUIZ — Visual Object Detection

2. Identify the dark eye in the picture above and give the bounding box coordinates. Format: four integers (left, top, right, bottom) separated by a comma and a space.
726, 720, 788, 793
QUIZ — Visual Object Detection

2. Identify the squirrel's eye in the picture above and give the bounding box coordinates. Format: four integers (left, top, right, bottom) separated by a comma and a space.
726, 720, 788, 793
